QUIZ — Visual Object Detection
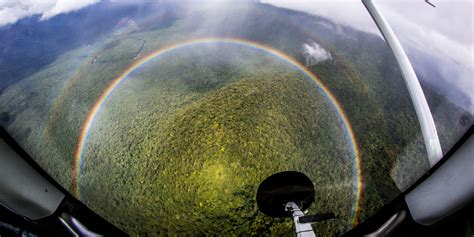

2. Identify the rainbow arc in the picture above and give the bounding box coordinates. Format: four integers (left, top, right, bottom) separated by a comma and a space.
73, 37, 362, 227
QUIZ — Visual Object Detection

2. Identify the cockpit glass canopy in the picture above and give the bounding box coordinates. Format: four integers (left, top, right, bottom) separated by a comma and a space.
0, 1, 472, 235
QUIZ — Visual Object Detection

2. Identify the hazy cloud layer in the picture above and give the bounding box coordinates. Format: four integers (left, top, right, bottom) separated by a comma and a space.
0, 0, 100, 27
0, 0, 471, 112
262, 0, 473, 113
303, 41, 332, 66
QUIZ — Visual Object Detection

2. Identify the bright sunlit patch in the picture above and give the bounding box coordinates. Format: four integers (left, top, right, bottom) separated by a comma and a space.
73, 37, 363, 227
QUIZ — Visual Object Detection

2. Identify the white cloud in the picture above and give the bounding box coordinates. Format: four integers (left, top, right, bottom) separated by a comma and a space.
40, 0, 100, 20
303, 41, 332, 66
0, 0, 100, 27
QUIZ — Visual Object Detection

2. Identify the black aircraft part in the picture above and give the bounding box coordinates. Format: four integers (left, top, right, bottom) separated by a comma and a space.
299, 213, 336, 224
256, 171, 315, 217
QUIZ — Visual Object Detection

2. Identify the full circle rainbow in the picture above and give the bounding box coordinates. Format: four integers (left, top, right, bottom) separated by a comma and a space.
73, 37, 363, 227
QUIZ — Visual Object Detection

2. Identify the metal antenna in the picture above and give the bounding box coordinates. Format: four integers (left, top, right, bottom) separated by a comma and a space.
362, 0, 443, 167
425, 0, 436, 8
286, 202, 316, 237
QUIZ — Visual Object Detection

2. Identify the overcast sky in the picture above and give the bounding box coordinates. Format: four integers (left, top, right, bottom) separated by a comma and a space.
262, 0, 473, 113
